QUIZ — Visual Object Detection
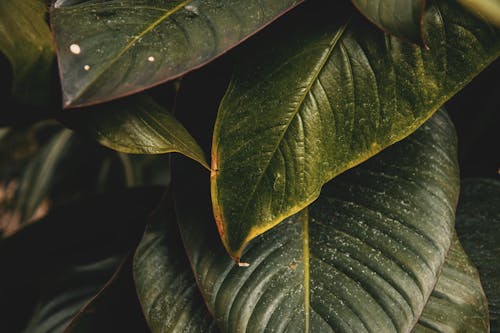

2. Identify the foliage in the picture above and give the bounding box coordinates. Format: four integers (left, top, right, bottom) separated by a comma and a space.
0, 0, 499, 332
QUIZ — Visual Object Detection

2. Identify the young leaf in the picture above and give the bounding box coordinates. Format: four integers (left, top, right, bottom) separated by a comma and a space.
211, 0, 500, 258
65, 94, 209, 169
455, 178, 500, 332
175, 110, 460, 331
351, 0, 426, 46
0, 0, 54, 105
413, 234, 489, 332
134, 196, 218, 333
51, 0, 304, 108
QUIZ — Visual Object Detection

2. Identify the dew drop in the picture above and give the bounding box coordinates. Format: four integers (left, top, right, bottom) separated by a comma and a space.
184, 4, 199, 15
69, 44, 81, 54
148, 56, 155, 62
84, 65, 91, 71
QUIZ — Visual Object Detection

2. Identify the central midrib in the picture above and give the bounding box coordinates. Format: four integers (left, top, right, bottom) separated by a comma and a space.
227, 18, 352, 243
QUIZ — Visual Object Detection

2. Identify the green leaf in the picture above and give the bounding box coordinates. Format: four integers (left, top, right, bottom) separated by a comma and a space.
351, 0, 425, 46
0, 0, 54, 105
455, 178, 500, 332
13, 129, 74, 225
412, 234, 489, 332
175, 110, 460, 331
211, 0, 500, 258
51, 0, 304, 108
458, 0, 500, 28
134, 196, 218, 333
65, 94, 209, 169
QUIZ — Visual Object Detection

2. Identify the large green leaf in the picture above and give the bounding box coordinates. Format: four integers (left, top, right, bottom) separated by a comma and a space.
0, 0, 54, 105
133, 221, 488, 332
65, 94, 208, 169
412, 234, 489, 332
175, 111, 460, 331
351, 0, 425, 45
51, 0, 304, 108
134, 196, 218, 333
455, 178, 500, 332
211, 0, 500, 258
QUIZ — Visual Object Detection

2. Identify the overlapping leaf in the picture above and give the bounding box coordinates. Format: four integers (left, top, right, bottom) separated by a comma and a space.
413, 234, 489, 332
134, 200, 218, 333
51, 0, 304, 107
65, 94, 208, 169
0, 0, 54, 105
212, 0, 500, 258
175, 111, 460, 331
456, 178, 500, 332
351, 0, 426, 45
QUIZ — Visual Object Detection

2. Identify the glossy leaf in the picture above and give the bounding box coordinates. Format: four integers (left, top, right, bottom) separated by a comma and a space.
176, 111, 460, 331
351, 0, 425, 46
134, 197, 218, 333
0, 0, 54, 105
66, 94, 208, 169
455, 178, 500, 332
458, 0, 500, 28
51, 0, 304, 108
211, 0, 500, 258
412, 234, 489, 332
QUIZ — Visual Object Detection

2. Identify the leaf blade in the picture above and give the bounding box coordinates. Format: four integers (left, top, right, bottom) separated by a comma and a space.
212, 0, 500, 258
176, 110, 460, 331
51, 0, 304, 107
0, 0, 54, 105
351, 0, 426, 46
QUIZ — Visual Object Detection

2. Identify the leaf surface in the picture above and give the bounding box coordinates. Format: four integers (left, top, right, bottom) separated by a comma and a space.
134, 195, 218, 333
455, 178, 500, 332
212, 0, 500, 257
66, 94, 208, 169
412, 234, 489, 332
0, 0, 54, 105
176, 111, 460, 331
51, 0, 303, 107
351, 0, 425, 45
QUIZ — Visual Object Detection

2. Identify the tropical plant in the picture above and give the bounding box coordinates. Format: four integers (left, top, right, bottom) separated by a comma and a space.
0, 0, 499, 332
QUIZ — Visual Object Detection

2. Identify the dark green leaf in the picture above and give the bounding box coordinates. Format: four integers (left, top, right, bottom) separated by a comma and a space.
455, 178, 500, 332
211, 0, 500, 257
0, 0, 54, 105
51, 0, 304, 107
66, 94, 208, 169
134, 195, 218, 333
412, 234, 489, 332
13, 129, 74, 225
176, 110, 459, 331
351, 0, 425, 46
65, 258, 150, 333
